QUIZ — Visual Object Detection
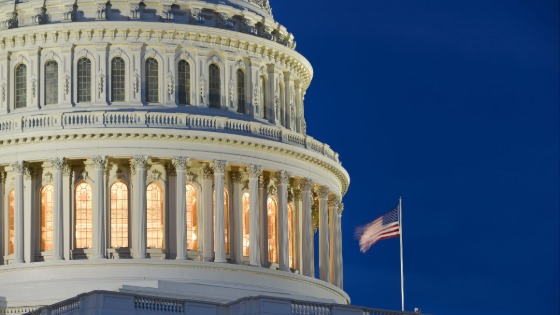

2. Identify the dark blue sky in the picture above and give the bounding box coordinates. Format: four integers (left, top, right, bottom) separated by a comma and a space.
272, 1, 559, 314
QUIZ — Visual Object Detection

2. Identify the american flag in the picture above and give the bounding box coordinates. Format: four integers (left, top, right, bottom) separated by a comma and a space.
355, 206, 400, 253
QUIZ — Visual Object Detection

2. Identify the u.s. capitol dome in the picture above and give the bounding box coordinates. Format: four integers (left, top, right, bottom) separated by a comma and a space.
0, 0, 353, 314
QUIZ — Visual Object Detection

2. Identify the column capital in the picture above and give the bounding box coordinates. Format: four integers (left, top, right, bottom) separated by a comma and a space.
131, 156, 148, 174
337, 202, 344, 216
172, 157, 190, 172
328, 194, 341, 207
315, 185, 330, 199
91, 156, 107, 170
10, 161, 25, 174
293, 188, 302, 200
247, 164, 263, 178
258, 174, 269, 188
212, 160, 228, 174
50, 158, 66, 171
300, 178, 313, 191
275, 170, 289, 184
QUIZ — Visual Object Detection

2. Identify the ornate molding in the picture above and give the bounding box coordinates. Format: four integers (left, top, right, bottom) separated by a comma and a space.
315, 186, 329, 199
51, 158, 65, 171
201, 166, 213, 179
267, 184, 277, 196
275, 170, 289, 184
259, 175, 269, 189
131, 156, 148, 175
10, 161, 25, 174
300, 178, 313, 191
92, 156, 107, 169
247, 165, 263, 178
328, 194, 340, 207
212, 160, 228, 174
231, 171, 243, 183
172, 157, 190, 172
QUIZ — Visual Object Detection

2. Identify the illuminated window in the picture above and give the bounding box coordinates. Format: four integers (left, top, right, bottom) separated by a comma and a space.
147, 182, 164, 249
209, 64, 220, 108
110, 182, 129, 248
267, 197, 278, 263
41, 185, 54, 251
14, 64, 27, 109
8, 190, 14, 255
178, 60, 191, 105
145, 58, 159, 103
237, 69, 245, 114
45, 60, 58, 105
242, 192, 250, 256
111, 57, 126, 102
288, 203, 295, 268
77, 58, 91, 103
186, 184, 198, 250
213, 189, 230, 254
75, 182, 93, 249
260, 76, 266, 119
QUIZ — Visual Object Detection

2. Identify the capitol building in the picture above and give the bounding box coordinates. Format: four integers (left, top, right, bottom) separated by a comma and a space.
0, 0, 418, 314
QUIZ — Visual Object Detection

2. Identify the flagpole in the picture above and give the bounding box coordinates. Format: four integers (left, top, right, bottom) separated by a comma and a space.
399, 196, 405, 312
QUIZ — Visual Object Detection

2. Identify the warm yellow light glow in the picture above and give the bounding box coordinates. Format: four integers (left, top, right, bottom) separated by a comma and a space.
186, 184, 198, 250
267, 197, 278, 263
147, 182, 164, 249
242, 192, 250, 256
41, 185, 54, 251
8, 190, 14, 255
110, 182, 129, 248
75, 182, 93, 249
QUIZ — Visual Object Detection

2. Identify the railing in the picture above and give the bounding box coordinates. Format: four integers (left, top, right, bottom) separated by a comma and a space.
291, 302, 331, 315
361, 307, 426, 315
134, 297, 184, 313
0, 111, 341, 164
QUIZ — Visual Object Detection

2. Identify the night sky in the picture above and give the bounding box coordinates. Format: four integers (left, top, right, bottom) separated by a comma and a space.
271, 1, 559, 314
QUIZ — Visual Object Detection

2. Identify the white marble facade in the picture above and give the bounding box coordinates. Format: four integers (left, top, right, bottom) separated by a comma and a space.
0, 0, 350, 313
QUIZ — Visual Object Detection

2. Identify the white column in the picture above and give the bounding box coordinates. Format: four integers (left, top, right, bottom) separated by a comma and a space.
336, 202, 344, 288
173, 157, 190, 260
276, 171, 290, 271
62, 165, 72, 260
23, 165, 34, 263
317, 186, 330, 281
258, 174, 269, 266
247, 165, 262, 266
328, 195, 339, 284
213, 160, 227, 263
0, 171, 4, 263
231, 171, 243, 264
300, 178, 313, 277
131, 156, 148, 259
51, 158, 65, 260
92, 156, 106, 259
293, 185, 302, 273
11, 162, 24, 263
201, 166, 214, 262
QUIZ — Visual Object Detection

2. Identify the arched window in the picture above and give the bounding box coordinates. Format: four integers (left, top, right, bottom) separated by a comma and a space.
209, 64, 220, 108
147, 182, 164, 249
8, 190, 14, 255
242, 192, 250, 256
279, 83, 285, 126
111, 57, 126, 102
213, 189, 230, 254
260, 76, 267, 119
288, 203, 295, 268
178, 60, 191, 105
110, 182, 129, 248
75, 182, 93, 249
186, 184, 198, 250
77, 58, 92, 103
45, 61, 58, 105
14, 64, 27, 109
145, 58, 159, 103
237, 69, 245, 114
41, 185, 54, 252
267, 197, 278, 263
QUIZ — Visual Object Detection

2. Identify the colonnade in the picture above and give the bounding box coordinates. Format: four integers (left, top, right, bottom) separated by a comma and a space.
0, 156, 344, 288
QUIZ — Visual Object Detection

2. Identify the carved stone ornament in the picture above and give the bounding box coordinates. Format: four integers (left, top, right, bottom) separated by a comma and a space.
131, 156, 148, 175
201, 166, 213, 179
328, 194, 340, 207
231, 172, 243, 183
212, 160, 227, 174
0, 171, 6, 184
229, 78, 235, 108
33, 7, 46, 25
299, 178, 312, 191
258, 175, 269, 189
186, 172, 196, 182
167, 75, 175, 97
275, 170, 289, 184
172, 157, 190, 172
337, 202, 344, 215
130, 3, 140, 19
253, 83, 260, 113
267, 184, 277, 196
199, 74, 206, 102
190, 8, 204, 24
31, 77, 37, 98
247, 165, 263, 178
133, 72, 140, 95
315, 186, 330, 199
3, 11, 18, 30
218, 12, 233, 29
92, 156, 107, 169
1, 82, 6, 102
293, 188, 302, 200
247, 0, 272, 14
51, 158, 65, 171
147, 169, 163, 183
42, 172, 53, 184
64, 5, 75, 21
63, 74, 70, 95
96, 3, 107, 20
242, 18, 258, 35
162, 4, 173, 21
10, 161, 25, 174
97, 74, 105, 97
